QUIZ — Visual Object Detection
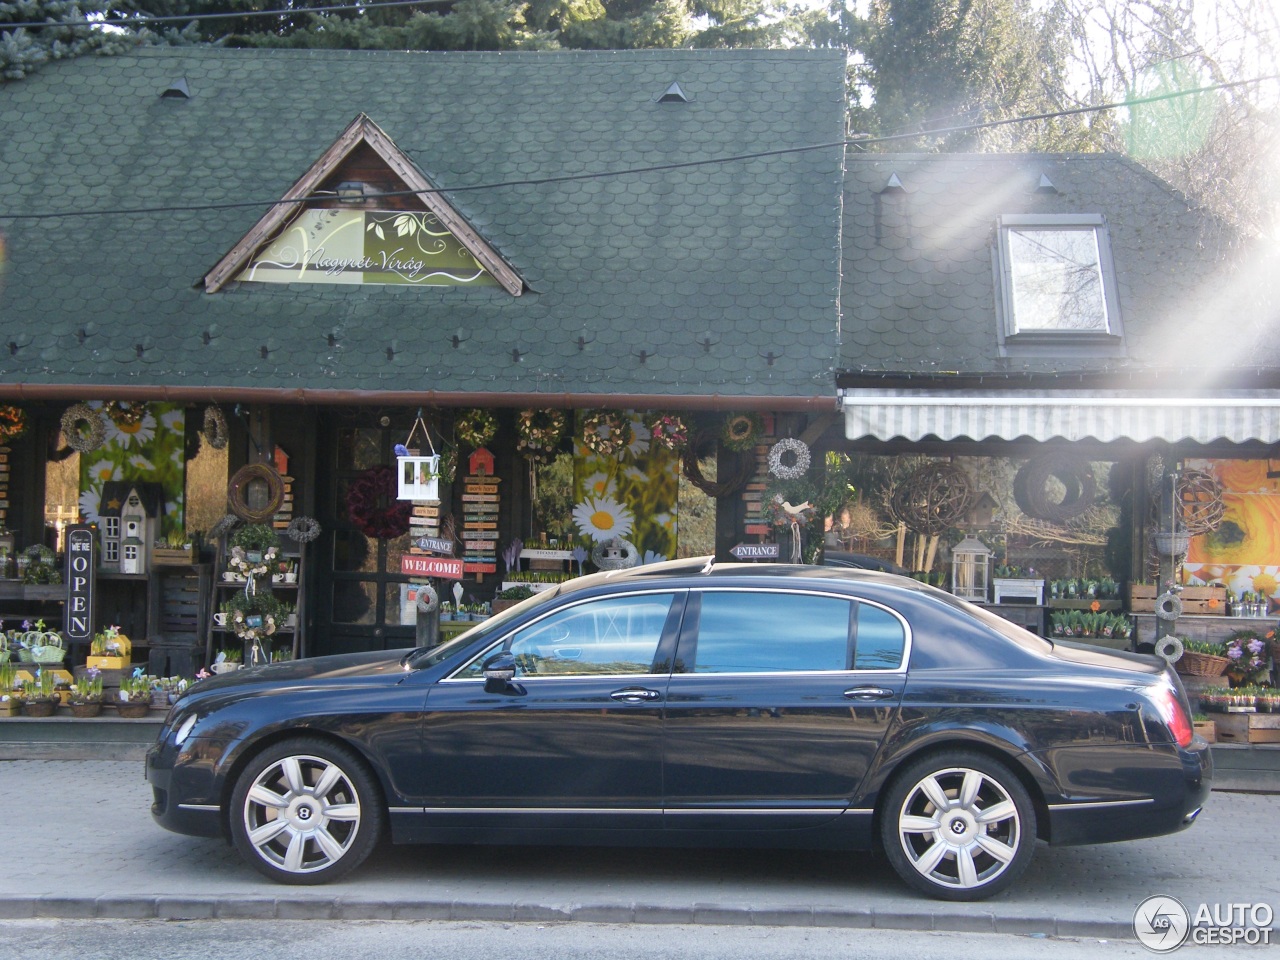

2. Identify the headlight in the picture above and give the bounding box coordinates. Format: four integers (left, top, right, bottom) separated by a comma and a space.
173, 713, 199, 746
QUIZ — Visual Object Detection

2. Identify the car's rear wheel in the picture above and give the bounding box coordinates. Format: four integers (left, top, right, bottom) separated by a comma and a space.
880, 751, 1036, 901
229, 737, 384, 884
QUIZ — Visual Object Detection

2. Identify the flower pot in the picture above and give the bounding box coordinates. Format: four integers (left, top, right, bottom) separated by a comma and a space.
284, 573, 297, 584
70, 702, 102, 718
21, 699, 56, 717
211, 662, 241, 675
116, 701, 150, 719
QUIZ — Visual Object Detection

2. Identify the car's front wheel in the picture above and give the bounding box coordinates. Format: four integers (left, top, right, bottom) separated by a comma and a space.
880, 751, 1036, 901
229, 737, 384, 884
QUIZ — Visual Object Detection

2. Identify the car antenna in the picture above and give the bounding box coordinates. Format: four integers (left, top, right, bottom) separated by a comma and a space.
700, 556, 715, 574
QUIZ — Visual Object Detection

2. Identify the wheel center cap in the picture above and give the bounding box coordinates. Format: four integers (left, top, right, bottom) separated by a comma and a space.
943, 811, 976, 843
289, 798, 321, 828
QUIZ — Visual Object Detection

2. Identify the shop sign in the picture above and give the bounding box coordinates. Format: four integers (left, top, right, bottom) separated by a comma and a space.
64, 525, 95, 640
413, 536, 454, 555
237, 209, 500, 288
730, 542, 779, 560
401, 555, 464, 580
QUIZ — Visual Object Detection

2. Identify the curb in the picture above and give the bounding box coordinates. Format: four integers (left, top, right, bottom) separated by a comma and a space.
0, 894, 1137, 939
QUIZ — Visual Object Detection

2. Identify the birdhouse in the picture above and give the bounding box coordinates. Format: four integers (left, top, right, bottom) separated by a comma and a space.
950, 535, 992, 602
468, 447, 495, 477
397, 451, 440, 502
97, 482, 163, 574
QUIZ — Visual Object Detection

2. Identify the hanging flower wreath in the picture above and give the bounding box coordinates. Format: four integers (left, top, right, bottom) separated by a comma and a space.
681, 430, 755, 499
517, 408, 566, 462
721, 412, 763, 453
0, 406, 27, 445
346, 465, 411, 540
286, 515, 322, 544
768, 437, 811, 480
203, 405, 229, 450
580, 410, 633, 458
60, 403, 107, 453
106, 401, 147, 428
455, 409, 498, 449
228, 544, 279, 578
226, 592, 284, 642
645, 412, 688, 452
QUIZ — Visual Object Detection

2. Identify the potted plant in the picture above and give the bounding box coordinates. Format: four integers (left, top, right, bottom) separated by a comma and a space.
19, 672, 60, 717
116, 672, 153, 718
492, 585, 534, 614
87, 625, 131, 670
153, 530, 195, 566
211, 648, 244, 674
0, 661, 20, 716
69, 667, 104, 718
1225, 630, 1272, 686
1176, 639, 1230, 680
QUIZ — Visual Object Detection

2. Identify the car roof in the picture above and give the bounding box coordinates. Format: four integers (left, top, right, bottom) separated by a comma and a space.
558, 556, 924, 596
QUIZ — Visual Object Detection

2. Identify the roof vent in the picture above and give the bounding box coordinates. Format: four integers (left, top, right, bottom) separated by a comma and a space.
1035, 173, 1058, 194
657, 81, 692, 104
161, 78, 191, 100
881, 173, 906, 193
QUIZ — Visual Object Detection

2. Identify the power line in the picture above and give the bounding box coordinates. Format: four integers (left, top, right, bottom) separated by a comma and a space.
0, 0, 452, 31
1, 72, 1276, 222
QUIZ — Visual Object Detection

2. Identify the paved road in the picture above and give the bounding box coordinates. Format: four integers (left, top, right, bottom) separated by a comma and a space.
0, 760, 1276, 942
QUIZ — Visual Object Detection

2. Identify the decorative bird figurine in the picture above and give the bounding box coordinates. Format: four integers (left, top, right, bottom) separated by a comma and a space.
781, 500, 814, 519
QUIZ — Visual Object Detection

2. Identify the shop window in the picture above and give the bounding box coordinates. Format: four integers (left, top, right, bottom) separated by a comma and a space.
995, 215, 1124, 354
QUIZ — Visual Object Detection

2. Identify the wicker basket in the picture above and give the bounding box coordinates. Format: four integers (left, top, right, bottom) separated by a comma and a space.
1154, 531, 1191, 557
1176, 650, 1230, 678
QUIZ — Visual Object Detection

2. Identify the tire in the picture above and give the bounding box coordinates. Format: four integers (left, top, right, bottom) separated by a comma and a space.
879, 751, 1037, 901
229, 737, 384, 884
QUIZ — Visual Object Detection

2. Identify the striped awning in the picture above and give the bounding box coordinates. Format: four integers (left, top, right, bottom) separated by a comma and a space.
839, 390, 1280, 444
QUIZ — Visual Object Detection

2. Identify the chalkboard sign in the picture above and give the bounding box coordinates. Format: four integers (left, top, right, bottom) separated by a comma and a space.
64, 525, 96, 641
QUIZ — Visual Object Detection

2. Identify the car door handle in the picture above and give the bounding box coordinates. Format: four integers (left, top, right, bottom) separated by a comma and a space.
843, 686, 895, 701
610, 687, 662, 703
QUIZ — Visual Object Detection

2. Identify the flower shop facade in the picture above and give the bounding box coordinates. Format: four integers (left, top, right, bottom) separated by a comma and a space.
0, 47, 848, 667
830, 154, 1280, 677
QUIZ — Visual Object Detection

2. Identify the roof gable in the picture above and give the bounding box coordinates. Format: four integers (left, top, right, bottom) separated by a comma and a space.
203, 113, 523, 296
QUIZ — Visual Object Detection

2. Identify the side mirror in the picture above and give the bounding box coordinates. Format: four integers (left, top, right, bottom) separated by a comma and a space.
482, 652, 520, 694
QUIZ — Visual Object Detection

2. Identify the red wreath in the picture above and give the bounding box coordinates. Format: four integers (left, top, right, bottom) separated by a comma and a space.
346, 465, 412, 540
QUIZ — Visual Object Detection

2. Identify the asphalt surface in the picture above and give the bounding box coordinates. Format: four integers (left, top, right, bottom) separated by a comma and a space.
0, 760, 1276, 942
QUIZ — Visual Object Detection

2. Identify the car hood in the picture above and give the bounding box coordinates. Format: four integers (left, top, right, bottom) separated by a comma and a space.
197, 649, 412, 692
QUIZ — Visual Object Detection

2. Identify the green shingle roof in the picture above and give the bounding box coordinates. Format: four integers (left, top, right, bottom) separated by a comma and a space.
0, 48, 847, 402
839, 154, 1277, 382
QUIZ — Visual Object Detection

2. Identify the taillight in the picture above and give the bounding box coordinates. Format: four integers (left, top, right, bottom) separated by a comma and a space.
1152, 682, 1194, 748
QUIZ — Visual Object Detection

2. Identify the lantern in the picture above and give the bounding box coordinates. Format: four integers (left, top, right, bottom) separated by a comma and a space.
951, 535, 992, 602
397, 453, 440, 502
396, 414, 440, 501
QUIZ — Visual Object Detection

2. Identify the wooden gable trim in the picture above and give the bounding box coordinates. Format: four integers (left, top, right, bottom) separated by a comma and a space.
203, 114, 523, 296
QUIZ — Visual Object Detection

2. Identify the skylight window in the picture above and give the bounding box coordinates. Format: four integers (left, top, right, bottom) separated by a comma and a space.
995, 214, 1123, 352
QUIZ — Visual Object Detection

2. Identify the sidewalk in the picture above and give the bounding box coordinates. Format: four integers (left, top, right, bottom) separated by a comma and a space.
0, 760, 1277, 939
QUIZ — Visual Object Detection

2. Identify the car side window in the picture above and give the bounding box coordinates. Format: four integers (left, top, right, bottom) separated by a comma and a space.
853, 604, 906, 670
457, 593, 678, 678
690, 591, 853, 673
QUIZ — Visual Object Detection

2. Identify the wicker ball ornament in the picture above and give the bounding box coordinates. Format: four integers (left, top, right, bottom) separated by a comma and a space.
1014, 453, 1096, 523
890, 462, 974, 536
1177, 469, 1225, 536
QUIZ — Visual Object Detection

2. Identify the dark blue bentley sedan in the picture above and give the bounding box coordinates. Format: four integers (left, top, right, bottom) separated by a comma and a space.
147, 558, 1211, 900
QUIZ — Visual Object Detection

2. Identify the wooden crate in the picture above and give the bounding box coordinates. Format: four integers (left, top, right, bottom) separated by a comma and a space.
1128, 583, 1226, 615
1214, 711, 1280, 744
1193, 719, 1217, 743
152, 547, 193, 566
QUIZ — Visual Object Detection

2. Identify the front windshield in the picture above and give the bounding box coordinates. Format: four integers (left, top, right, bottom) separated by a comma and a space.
405, 588, 562, 668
